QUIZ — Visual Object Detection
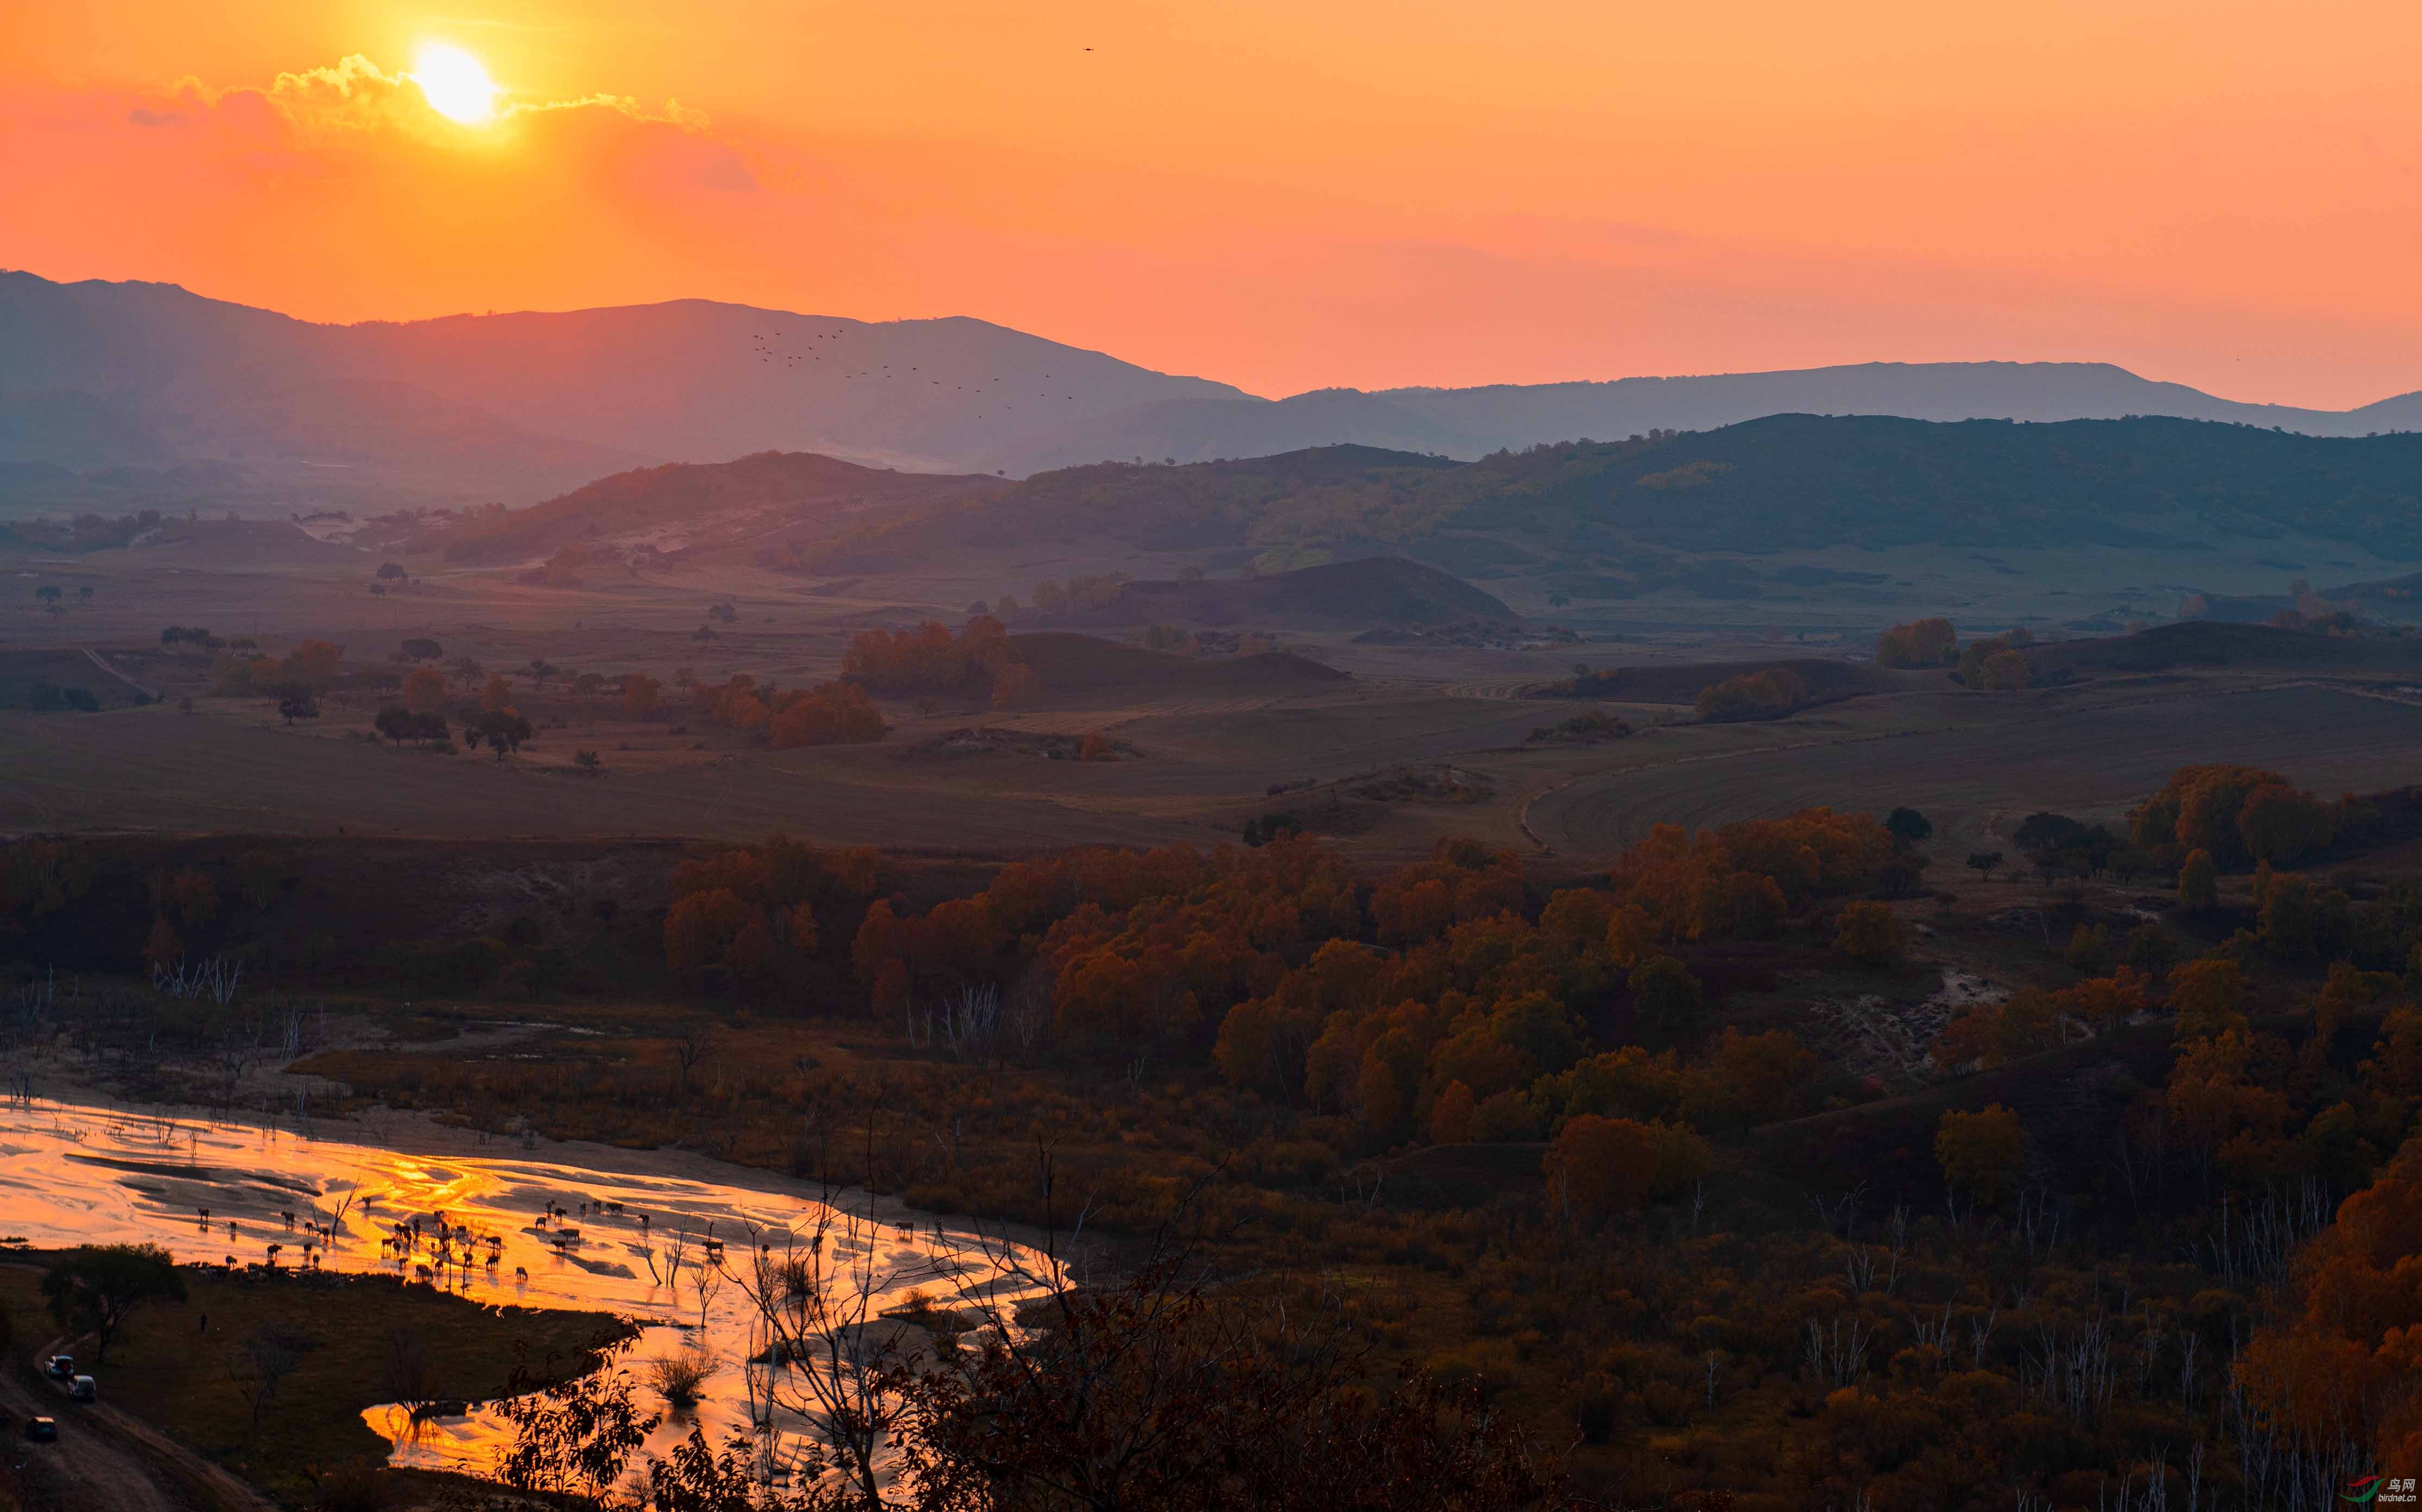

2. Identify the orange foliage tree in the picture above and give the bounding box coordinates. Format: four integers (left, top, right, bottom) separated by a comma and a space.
992, 663, 1046, 712
286, 638, 342, 686
845, 616, 1017, 694
1874, 616, 1958, 668
2237, 1136, 2422, 1471
402, 667, 448, 714
1935, 1104, 2026, 1206
2133, 763, 2342, 869
662, 834, 882, 987
622, 672, 662, 718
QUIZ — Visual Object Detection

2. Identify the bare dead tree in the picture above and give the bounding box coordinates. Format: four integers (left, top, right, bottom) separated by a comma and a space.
671, 1022, 717, 1095
230, 1323, 314, 1441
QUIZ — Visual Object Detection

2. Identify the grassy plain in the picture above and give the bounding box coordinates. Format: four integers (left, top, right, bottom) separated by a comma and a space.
14, 530, 2422, 880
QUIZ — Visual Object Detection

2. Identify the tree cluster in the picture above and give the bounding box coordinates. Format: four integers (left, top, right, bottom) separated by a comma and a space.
1693, 666, 1810, 722
1874, 616, 1957, 668
2131, 763, 2353, 869
694, 674, 887, 748
662, 834, 882, 989
844, 617, 1018, 695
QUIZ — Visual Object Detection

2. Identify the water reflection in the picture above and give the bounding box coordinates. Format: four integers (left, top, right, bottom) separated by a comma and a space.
0, 1097, 1046, 1486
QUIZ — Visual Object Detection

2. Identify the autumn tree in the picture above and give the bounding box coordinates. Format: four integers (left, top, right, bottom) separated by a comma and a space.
2169, 957, 2247, 1039
1977, 649, 2031, 691
1833, 900, 1907, 968
1874, 616, 1957, 668
1695, 666, 1809, 722
992, 663, 1046, 712
401, 667, 447, 714
2259, 871, 2318, 959
1430, 1080, 1478, 1143
1544, 1114, 1656, 1218
2178, 847, 2219, 912
622, 672, 662, 718
2133, 763, 2333, 869
1628, 954, 1703, 1034
2236, 1137, 2422, 1473
481, 673, 514, 712
767, 682, 886, 747
1934, 1104, 2026, 1207
285, 638, 342, 686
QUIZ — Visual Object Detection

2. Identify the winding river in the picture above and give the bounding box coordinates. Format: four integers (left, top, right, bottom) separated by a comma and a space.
0, 1096, 1048, 1486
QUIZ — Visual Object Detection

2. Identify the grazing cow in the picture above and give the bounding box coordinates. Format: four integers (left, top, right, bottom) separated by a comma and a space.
414, 1264, 433, 1282
280, 1210, 296, 1231
265, 1243, 283, 1265
514, 1266, 528, 1283
197, 1207, 211, 1222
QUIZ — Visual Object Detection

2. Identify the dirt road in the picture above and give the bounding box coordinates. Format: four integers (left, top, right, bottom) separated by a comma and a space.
0, 1323, 277, 1512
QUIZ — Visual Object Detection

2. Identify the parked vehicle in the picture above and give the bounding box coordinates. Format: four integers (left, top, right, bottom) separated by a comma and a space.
43, 1354, 73, 1380
69, 1375, 97, 1402
26, 1416, 57, 1443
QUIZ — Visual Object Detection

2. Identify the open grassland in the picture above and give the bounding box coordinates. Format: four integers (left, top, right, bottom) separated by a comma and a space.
1532, 681, 2422, 860
15, 655, 2422, 876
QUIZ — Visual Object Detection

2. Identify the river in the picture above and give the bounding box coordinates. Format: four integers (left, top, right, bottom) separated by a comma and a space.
0, 1095, 1048, 1488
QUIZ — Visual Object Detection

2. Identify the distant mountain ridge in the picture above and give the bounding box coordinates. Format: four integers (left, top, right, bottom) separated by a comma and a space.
806, 419, 2422, 589
5, 270, 2420, 515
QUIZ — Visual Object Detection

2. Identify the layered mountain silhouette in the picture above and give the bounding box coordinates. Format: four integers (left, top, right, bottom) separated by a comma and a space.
6, 270, 2420, 514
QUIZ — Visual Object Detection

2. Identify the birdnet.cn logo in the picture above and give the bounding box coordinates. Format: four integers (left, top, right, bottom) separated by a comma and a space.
2345, 1475, 2418, 1505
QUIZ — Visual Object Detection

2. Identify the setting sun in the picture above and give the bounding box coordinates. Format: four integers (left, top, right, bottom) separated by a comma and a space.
411, 42, 498, 124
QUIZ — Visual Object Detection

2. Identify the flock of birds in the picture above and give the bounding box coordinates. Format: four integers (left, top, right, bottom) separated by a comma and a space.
742, 326, 1085, 416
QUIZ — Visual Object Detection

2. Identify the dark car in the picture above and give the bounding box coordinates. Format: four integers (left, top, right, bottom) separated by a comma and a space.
26, 1415, 58, 1443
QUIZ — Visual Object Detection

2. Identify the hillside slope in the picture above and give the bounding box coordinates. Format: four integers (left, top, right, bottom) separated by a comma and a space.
795, 416, 2422, 589
2023, 621, 2422, 675
1008, 633, 1349, 697
1102, 556, 1514, 628
439, 451, 1006, 565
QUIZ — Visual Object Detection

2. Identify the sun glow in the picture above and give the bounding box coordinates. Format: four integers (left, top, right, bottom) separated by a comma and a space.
411, 42, 499, 124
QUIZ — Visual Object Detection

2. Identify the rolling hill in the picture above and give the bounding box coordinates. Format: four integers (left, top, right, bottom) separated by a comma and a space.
438, 451, 1007, 566
782, 416, 2422, 592
1007, 633, 1350, 696
1098, 556, 1515, 628
2022, 621, 2422, 676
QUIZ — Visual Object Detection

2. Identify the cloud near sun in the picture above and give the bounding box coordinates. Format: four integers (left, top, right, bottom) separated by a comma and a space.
110, 53, 747, 189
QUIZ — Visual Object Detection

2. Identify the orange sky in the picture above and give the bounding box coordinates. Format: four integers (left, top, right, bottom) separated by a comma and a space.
5, 1, 2420, 405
